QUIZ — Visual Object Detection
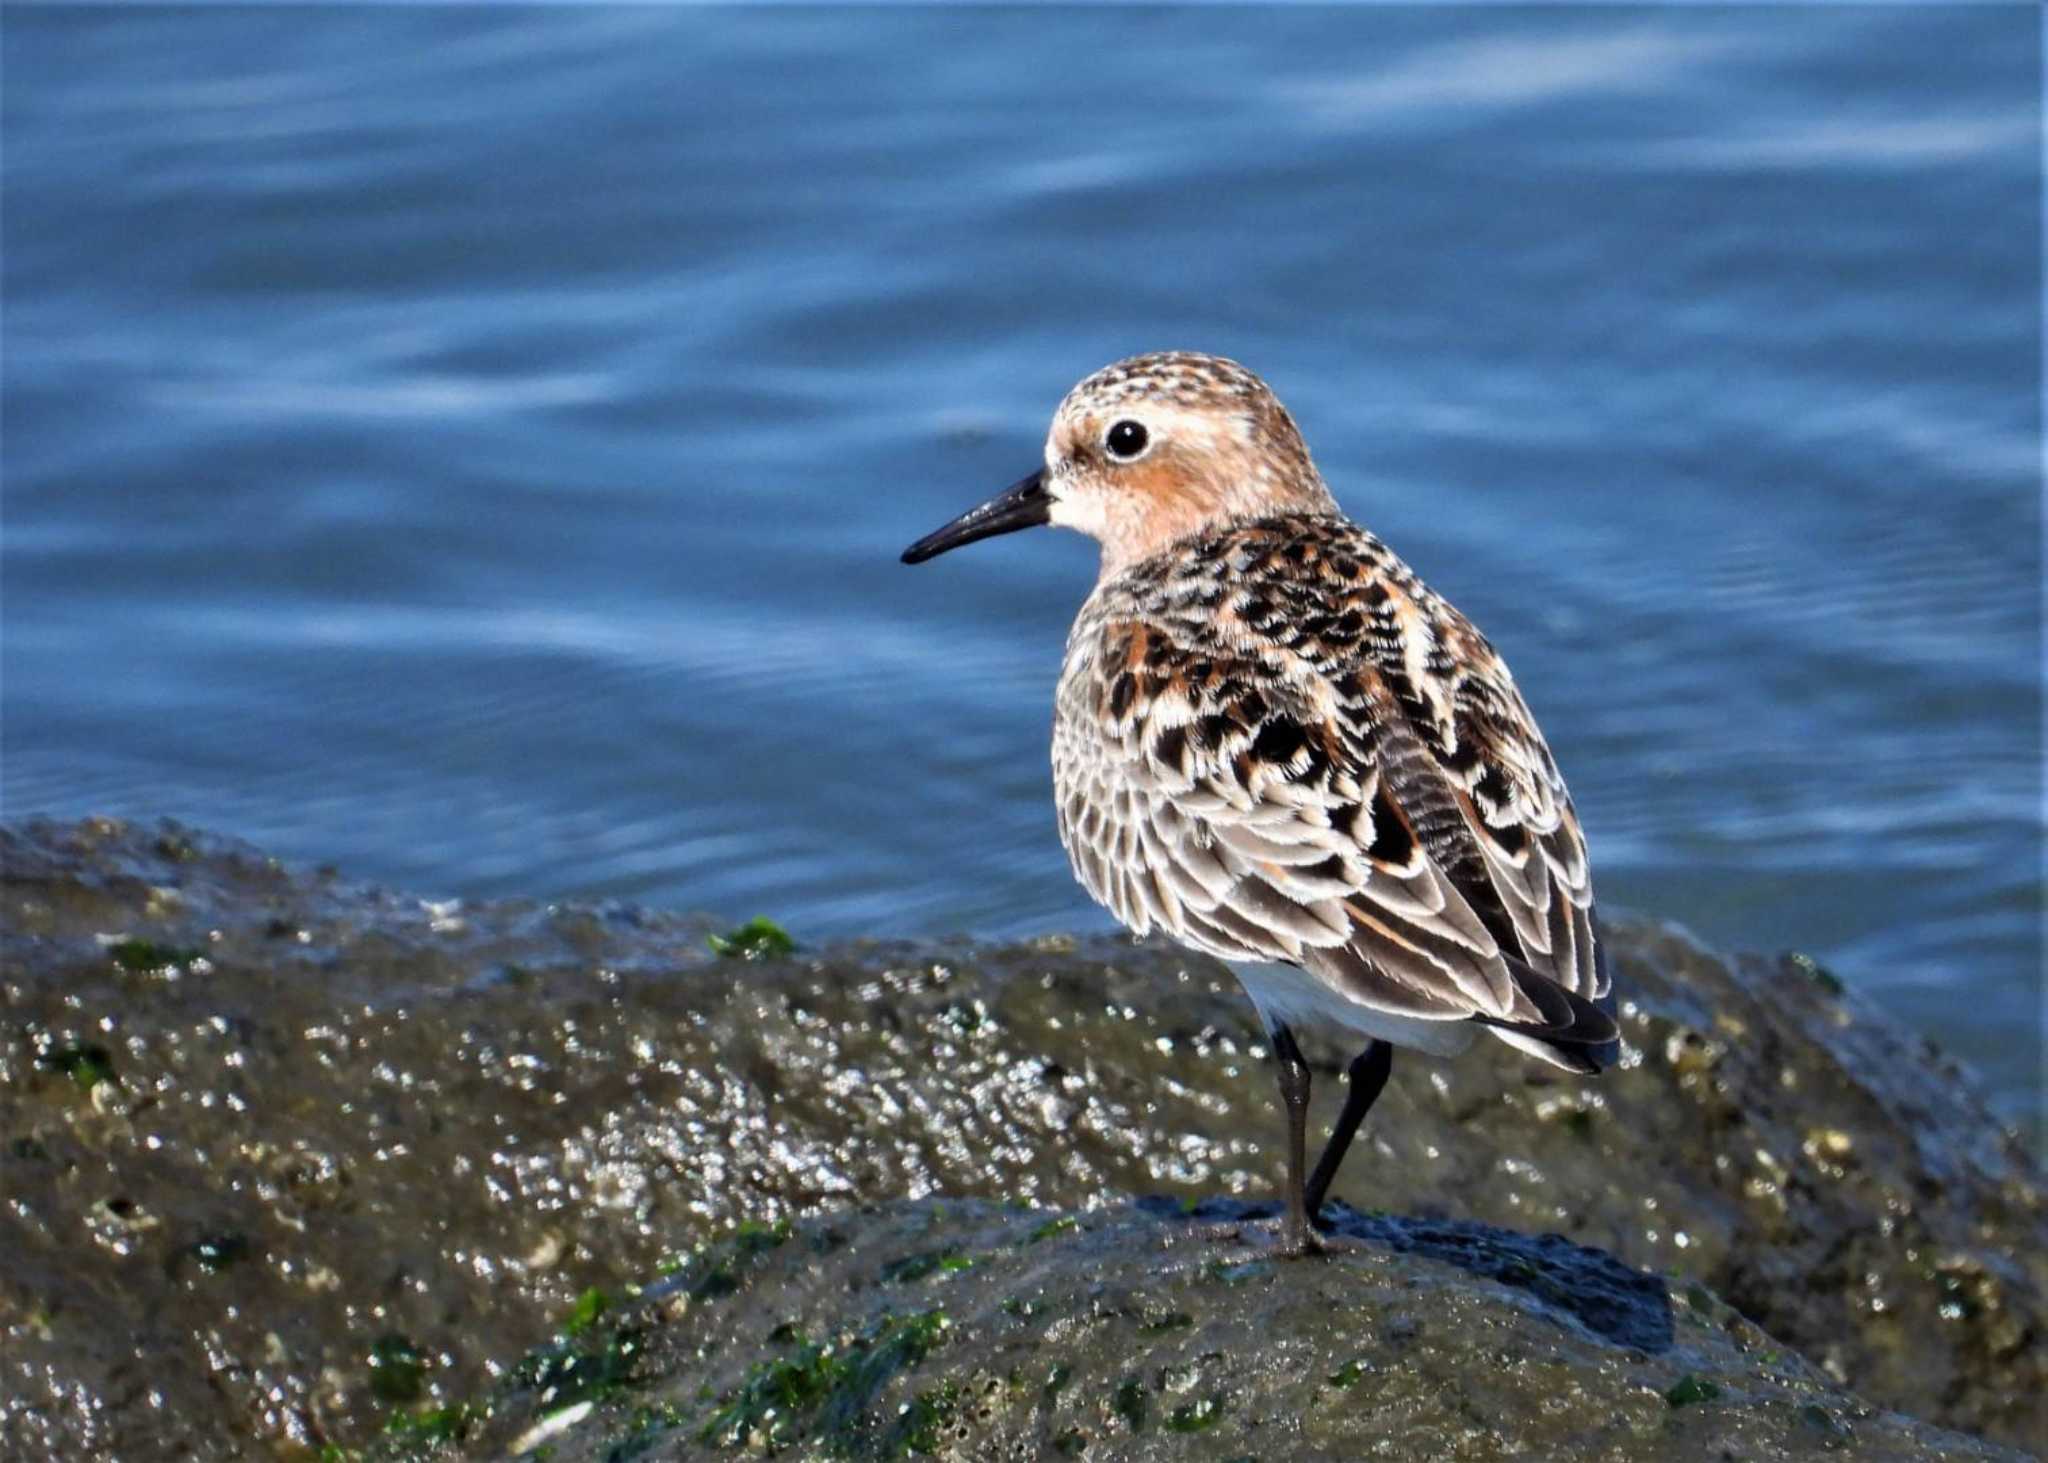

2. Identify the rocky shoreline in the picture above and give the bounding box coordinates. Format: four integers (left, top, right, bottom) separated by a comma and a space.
1, 818, 2040, 1458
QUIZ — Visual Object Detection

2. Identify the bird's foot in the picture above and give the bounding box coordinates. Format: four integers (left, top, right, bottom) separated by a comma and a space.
1275, 1214, 1324, 1259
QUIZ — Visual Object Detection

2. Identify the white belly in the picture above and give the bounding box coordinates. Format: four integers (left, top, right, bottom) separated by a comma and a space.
1233, 962, 1476, 1057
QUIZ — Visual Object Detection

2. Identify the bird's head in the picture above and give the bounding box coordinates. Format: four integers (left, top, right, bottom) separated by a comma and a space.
903, 352, 1336, 575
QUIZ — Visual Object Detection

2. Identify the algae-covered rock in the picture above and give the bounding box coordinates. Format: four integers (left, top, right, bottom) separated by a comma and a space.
1, 818, 2041, 1456
443, 1199, 2021, 1461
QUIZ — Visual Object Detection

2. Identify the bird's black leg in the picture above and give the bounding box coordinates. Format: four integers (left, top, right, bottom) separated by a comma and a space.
1304, 1040, 1392, 1225
1267, 1024, 1318, 1256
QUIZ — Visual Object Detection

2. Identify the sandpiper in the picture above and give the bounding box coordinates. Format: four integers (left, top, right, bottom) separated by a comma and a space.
903, 352, 1616, 1255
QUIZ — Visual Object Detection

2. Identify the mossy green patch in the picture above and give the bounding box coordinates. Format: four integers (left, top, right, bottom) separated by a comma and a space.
564, 1287, 610, 1337
1112, 1375, 1148, 1433
880, 1248, 973, 1283
602, 1403, 686, 1462
733, 1217, 793, 1254
709, 1344, 839, 1437
108, 937, 204, 972
1026, 1215, 1079, 1244
1166, 1394, 1224, 1433
655, 1219, 795, 1302
368, 1334, 429, 1406
1327, 1358, 1368, 1388
1664, 1375, 1722, 1408
886, 1380, 960, 1456
697, 1308, 949, 1457
380, 1403, 470, 1446
512, 1318, 645, 1413
1042, 1362, 1072, 1402
707, 917, 796, 960
36, 1041, 115, 1093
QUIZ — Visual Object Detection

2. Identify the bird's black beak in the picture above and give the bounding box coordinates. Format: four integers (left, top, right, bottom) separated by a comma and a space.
901, 469, 1051, 565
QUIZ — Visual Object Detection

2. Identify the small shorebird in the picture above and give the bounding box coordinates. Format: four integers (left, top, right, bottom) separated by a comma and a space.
903, 352, 1615, 1255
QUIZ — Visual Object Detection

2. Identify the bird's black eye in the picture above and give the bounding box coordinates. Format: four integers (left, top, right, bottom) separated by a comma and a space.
1104, 419, 1149, 460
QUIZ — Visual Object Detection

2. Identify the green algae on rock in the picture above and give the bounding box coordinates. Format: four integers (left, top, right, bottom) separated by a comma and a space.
0, 818, 2042, 1456
405, 1200, 2023, 1461
706, 916, 797, 960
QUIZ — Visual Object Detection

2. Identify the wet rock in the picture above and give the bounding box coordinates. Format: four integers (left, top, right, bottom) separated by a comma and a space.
445, 1200, 2022, 1461
0, 818, 2041, 1456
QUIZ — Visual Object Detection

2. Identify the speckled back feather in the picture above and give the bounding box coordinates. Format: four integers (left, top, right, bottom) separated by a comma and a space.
1052, 511, 1613, 1066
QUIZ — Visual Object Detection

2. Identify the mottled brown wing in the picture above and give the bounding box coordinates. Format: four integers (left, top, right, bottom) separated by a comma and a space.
1210, 516, 1607, 1006
1347, 570, 1608, 1005
1051, 517, 1607, 1041
1055, 618, 1543, 1027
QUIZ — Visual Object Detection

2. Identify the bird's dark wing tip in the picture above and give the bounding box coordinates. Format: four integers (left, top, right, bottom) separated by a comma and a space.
1473, 960, 1620, 1050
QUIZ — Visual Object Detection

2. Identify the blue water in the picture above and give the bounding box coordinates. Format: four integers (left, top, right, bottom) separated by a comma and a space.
4, 7, 2040, 1135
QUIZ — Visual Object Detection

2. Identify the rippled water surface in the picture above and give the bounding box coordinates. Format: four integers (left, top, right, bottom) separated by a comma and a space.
4, 7, 2040, 1130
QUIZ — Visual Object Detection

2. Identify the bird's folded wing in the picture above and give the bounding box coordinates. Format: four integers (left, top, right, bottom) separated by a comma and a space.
1055, 604, 1605, 1033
